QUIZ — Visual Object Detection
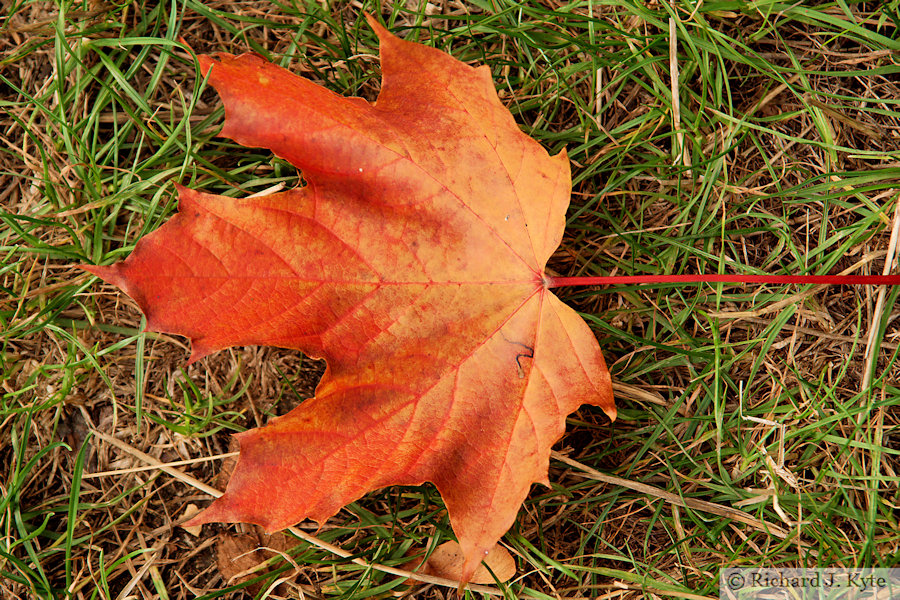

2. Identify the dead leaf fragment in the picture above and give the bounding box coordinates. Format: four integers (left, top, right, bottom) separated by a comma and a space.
422, 541, 516, 585
217, 532, 261, 586
216, 530, 296, 595
181, 504, 203, 536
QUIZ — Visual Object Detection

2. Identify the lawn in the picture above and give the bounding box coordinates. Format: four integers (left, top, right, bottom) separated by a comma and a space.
2, 1, 900, 599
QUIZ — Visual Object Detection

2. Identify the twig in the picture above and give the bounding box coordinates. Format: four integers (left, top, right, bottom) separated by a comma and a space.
861, 196, 900, 391
551, 451, 792, 540
668, 4, 690, 171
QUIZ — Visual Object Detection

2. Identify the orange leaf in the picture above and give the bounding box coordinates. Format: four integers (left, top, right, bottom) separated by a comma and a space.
83, 16, 615, 586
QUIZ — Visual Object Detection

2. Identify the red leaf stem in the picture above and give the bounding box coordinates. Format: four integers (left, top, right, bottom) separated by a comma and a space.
548, 274, 900, 288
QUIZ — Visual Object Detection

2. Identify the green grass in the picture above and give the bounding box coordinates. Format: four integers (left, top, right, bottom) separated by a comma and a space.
3, 0, 900, 598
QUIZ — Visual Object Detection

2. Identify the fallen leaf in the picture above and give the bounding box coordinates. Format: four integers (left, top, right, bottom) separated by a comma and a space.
213, 437, 240, 494
217, 533, 266, 588
216, 530, 296, 595
83, 16, 615, 585
181, 503, 203, 537
410, 540, 516, 585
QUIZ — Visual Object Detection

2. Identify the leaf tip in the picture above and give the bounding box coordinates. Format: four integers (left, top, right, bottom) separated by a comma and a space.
182, 510, 211, 531
79, 262, 126, 290
457, 547, 489, 592
553, 146, 569, 162
603, 403, 617, 423
186, 341, 216, 365
173, 183, 196, 207
363, 12, 387, 38
196, 53, 216, 78
182, 493, 242, 531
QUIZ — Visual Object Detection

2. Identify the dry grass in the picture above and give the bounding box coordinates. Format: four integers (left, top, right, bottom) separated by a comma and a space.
2, 1, 900, 599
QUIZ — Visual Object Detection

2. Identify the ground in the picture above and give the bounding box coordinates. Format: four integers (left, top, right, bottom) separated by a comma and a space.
2, 1, 899, 599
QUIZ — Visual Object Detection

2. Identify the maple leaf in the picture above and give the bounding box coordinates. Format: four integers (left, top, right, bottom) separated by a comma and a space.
83, 16, 615, 585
